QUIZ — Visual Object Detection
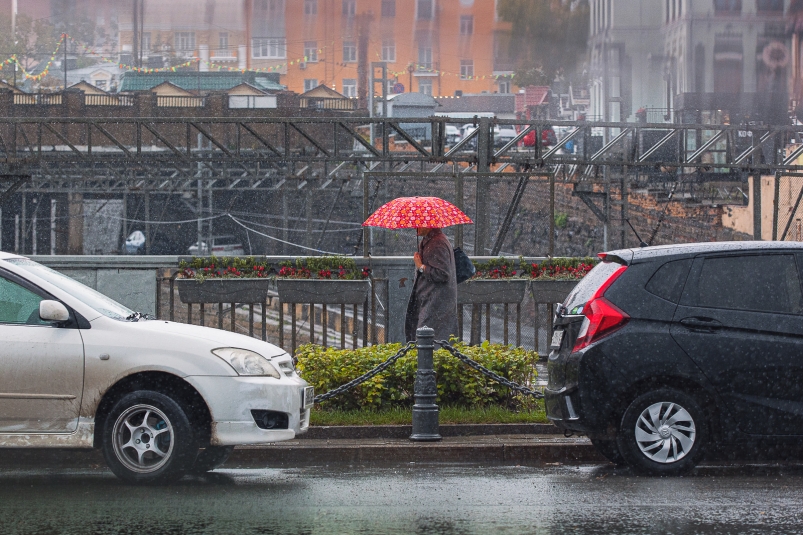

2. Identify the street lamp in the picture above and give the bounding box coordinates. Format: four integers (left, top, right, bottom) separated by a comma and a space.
407, 63, 414, 93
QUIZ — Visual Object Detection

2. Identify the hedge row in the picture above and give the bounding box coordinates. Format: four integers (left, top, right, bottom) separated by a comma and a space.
295, 341, 539, 411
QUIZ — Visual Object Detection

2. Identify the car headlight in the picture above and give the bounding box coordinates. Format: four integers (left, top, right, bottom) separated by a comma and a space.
212, 348, 281, 378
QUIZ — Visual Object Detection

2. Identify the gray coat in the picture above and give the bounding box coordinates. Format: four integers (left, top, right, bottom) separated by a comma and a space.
405, 229, 459, 342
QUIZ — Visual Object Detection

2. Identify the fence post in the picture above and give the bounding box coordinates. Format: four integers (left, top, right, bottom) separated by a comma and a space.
410, 326, 441, 442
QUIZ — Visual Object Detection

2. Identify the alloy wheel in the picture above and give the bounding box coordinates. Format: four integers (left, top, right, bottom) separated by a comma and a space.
112, 404, 174, 474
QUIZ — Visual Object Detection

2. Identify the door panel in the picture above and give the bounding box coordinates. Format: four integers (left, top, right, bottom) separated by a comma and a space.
0, 275, 84, 433
671, 254, 803, 436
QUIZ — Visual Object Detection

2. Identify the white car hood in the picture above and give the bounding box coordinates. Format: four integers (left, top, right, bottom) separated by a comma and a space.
103, 318, 288, 359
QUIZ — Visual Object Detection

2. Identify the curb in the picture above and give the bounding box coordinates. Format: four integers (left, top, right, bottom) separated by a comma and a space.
231, 438, 601, 467
300, 423, 560, 440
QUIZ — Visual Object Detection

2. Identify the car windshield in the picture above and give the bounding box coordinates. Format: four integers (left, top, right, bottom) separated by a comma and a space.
6, 258, 136, 321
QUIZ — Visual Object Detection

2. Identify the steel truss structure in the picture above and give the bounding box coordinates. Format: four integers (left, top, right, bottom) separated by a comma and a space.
3, 115, 803, 249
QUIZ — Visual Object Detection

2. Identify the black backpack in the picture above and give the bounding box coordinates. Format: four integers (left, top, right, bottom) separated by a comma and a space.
454, 247, 475, 284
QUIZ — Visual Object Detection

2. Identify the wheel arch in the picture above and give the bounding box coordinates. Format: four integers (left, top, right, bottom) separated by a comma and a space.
92, 371, 213, 448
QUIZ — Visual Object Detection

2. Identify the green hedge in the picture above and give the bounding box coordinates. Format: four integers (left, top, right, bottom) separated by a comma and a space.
295, 341, 539, 411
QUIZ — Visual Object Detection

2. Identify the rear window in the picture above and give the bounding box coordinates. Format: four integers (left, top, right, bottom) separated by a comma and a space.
645, 259, 692, 303
563, 261, 623, 315
692, 254, 803, 314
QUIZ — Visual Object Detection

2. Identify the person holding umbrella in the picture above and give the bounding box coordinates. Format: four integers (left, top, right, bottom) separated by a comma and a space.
363, 196, 472, 342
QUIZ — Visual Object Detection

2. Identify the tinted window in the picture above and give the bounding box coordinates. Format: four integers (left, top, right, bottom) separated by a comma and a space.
563, 261, 622, 314
645, 259, 692, 303
694, 255, 802, 314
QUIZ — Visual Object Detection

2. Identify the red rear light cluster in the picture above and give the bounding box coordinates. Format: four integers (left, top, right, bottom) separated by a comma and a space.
572, 265, 629, 352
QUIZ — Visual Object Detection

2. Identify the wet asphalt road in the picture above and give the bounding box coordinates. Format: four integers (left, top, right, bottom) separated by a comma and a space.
1, 462, 802, 535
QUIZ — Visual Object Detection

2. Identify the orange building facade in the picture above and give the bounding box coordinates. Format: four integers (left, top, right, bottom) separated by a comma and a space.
116, 0, 515, 97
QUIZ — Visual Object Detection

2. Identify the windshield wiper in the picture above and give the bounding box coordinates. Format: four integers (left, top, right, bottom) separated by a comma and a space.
125, 312, 153, 322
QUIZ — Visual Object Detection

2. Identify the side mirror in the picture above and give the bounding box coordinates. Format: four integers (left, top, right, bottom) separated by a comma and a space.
39, 300, 70, 323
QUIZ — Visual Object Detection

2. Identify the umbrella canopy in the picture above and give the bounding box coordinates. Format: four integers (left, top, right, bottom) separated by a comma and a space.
362, 196, 473, 229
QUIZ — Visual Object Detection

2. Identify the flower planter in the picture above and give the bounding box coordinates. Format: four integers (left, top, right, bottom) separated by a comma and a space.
457, 279, 528, 305
529, 279, 578, 304
176, 278, 272, 304
276, 279, 370, 305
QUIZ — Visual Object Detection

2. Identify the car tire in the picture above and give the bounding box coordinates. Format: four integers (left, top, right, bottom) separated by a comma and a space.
590, 437, 625, 466
617, 388, 707, 476
102, 390, 198, 484
191, 446, 235, 474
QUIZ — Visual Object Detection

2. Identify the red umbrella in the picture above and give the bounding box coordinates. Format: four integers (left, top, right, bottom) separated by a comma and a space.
362, 196, 473, 229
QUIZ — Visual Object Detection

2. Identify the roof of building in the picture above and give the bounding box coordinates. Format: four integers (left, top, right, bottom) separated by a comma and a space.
300, 84, 348, 99
434, 93, 514, 114
515, 86, 551, 112
118, 71, 285, 93
0, 80, 24, 94
68, 80, 108, 95
387, 92, 440, 107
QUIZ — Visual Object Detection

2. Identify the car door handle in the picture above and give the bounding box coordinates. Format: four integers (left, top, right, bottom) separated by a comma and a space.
680, 317, 723, 331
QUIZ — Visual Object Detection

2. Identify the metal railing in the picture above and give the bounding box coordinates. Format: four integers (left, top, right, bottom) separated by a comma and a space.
85, 94, 135, 107
299, 97, 358, 110
156, 95, 205, 108
13, 93, 62, 105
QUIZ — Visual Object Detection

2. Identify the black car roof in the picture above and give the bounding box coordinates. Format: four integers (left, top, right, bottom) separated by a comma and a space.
607, 241, 803, 263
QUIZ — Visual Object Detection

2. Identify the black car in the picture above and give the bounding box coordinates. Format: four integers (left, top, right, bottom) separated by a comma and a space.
545, 241, 803, 475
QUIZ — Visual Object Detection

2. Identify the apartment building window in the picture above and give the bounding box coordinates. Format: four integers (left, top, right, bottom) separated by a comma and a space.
714, 0, 741, 14
757, 0, 783, 12
343, 41, 357, 62
342, 0, 355, 17
304, 41, 318, 62
498, 80, 511, 94
304, 79, 319, 92
460, 59, 474, 79
381, 0, 396, 17
252, 38, 286, 59
305, 0, 317, 15
418, 46, 432, 69
174, 32, 195, 51
460, 15, 473, 35
418, 78, 432, 95
382, 39, 396, 62
342, 79, 357, 97
218, 33, 229, 54
417, 0, 433, 20
141, 32, 151, 53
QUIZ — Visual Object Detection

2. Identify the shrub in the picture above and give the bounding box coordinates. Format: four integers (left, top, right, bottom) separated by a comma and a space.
295, 341, 539, 411
528, 257, 598, 280
278, 256, 370, 280
471, 257, 527, 279
179, 256, 270, 281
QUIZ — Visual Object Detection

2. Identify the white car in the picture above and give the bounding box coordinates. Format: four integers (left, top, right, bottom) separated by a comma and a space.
0, 252, 311, 483
188, 235, 245, 257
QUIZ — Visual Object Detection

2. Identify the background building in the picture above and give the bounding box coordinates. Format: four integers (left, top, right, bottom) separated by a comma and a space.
116, 0, 515, 97
589, 0, 791, 125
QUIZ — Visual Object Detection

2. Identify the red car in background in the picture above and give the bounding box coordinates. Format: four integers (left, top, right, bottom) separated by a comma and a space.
522, 127, 557, 147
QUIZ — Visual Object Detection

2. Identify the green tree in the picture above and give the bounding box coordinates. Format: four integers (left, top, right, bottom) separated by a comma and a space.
497, 0, 590, 86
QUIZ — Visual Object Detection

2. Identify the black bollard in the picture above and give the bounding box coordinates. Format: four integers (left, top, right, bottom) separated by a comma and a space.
410, 326, 442, 441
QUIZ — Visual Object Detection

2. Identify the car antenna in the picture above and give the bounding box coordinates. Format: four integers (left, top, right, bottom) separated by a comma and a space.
624, 218, 649, 248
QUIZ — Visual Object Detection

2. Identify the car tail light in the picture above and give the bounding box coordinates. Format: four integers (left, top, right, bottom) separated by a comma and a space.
572, 265, 629, 352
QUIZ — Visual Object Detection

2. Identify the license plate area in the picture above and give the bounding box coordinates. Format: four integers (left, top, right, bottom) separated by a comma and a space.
302, 386, 315, 409
550, 329, 564, 350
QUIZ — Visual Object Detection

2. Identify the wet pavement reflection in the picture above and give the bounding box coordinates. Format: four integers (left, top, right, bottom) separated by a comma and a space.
1, 462, 802, 534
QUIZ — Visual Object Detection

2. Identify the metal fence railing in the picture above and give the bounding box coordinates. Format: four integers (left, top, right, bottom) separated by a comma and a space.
85, 94, 135, 107
156, 95, 205, 108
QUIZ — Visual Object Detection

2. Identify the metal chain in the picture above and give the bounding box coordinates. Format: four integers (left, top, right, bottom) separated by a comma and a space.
313, 342, 416, 403
435, 340, 544, 398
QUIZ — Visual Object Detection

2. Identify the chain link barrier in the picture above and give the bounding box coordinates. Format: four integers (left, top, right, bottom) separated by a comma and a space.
435, 340, 544, 399
312, 339, 542, 404
313, 342, 416, 403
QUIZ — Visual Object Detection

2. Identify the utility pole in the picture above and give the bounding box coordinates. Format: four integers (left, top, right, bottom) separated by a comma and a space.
63, 34, 68, 90
356, 12, 372, 109
132, 0, 139, 68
